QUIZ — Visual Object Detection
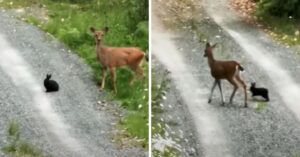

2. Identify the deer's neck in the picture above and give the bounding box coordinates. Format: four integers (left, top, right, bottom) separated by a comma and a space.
96, 41, 106, 53
207, 54, 216, 68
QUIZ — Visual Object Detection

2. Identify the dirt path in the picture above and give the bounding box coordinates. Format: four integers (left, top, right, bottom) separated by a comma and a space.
152, 0, 300, 156
0, 10, 144, 157
203, 0, 300, 120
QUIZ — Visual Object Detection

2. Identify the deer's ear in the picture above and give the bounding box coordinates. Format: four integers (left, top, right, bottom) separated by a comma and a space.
212, 43, 217, 48
90, 27, 96, 33
206, 42, 210, 48
103, 27, 109, 33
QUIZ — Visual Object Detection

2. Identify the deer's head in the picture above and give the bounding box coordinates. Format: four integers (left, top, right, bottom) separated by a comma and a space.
90, 26, 109, 42
204, 42, 217, 57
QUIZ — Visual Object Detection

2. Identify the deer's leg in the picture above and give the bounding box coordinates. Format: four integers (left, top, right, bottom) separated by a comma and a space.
227, 78, 238, 104
217, 80, 225, 105
208, 80, 218, 103
129, 65, 143, 85
129, 69, 137, 85
110, 67, 117, 94
100, 66, 107, 90
136, 66, 144, 80
235, 74, 248, 107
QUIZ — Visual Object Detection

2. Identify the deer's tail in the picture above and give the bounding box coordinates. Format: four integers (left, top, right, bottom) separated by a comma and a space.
238, 64, 244, 71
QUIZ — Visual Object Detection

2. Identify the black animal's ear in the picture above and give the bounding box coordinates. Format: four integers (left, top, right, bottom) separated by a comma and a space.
103, 27, 109, 33
90, 27, 96, 33
206, 42, 210, 48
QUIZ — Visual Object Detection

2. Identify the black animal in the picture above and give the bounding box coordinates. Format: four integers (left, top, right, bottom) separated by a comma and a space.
250, 82, 269, 101
44, 74, 59, 92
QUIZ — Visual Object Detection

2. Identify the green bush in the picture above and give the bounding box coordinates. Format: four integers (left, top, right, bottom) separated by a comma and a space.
257, 0, 300, 18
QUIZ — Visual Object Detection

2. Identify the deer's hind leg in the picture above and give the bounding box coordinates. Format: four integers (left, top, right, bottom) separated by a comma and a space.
129, 64, 144, 85
227, 77, 239, 105
235, 74, 248, 107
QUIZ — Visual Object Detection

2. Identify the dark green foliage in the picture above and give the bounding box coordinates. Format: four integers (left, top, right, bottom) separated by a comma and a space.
257, 0, 300, 18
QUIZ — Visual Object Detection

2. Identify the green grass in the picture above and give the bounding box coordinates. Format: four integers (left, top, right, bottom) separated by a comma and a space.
0, 0, 148, 147
151, 70, 169, 135
152, 147, 181, 157
2, 121, 44, 157
256, 14, 300, 46
122, 111, 148, 142
151, 70, 182, 156
253, 1, 300, 46
255, 102, 268, 113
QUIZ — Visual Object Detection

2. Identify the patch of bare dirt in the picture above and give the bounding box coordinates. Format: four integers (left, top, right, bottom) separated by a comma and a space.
153, 0, 203, 28
230, 0, 258, 24
10, 4, 49, 23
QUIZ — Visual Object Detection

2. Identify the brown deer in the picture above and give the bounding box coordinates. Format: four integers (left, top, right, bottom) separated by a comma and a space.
204, 43, 248, 107
90, 26, 145, 93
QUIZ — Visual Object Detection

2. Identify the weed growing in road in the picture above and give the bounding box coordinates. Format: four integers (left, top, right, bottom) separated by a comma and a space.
293, 154, 300, 157
0, 0, 148, 148
2, 121, 44, 157
255, 102, 267, 113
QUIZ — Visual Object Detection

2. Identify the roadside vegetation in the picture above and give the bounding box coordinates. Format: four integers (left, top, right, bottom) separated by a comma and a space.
0, 0, 148, 147
2, 121, 44, 157
152, 70, 181, 157
231, 0, 300, 47
152, 0, 198, 156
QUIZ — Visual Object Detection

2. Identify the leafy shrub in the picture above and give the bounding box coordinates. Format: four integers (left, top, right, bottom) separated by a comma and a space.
58, 27, 81, 48
257, 0, 300, 18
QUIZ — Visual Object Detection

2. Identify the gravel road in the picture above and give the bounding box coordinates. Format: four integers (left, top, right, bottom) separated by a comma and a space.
0, 10, 145, 157
152, 0, 300, 156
